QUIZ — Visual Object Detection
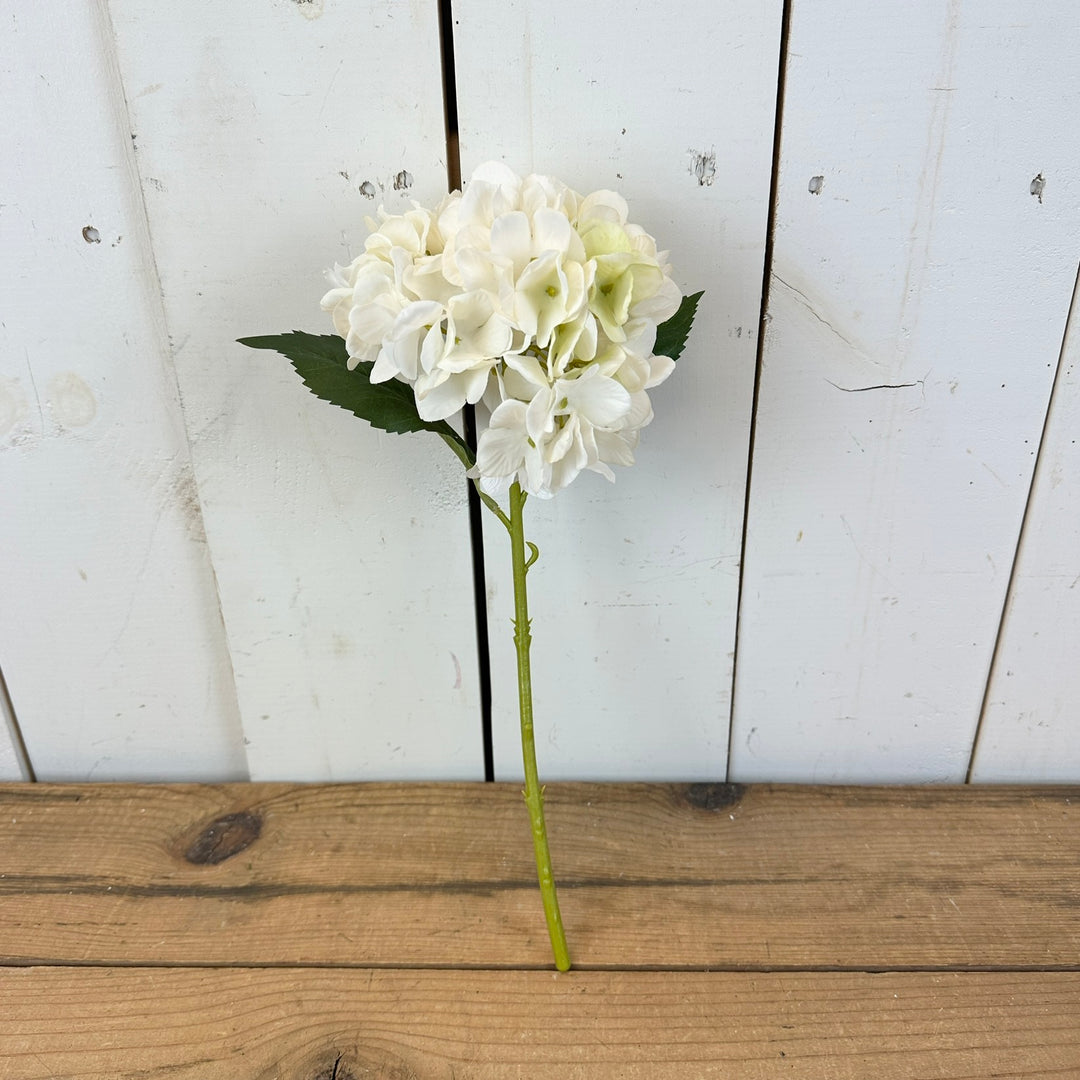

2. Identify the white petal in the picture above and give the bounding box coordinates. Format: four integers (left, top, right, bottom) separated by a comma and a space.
476, 399, 529, 478
504, 353, 551, 390
530, 208, 574, 254
560, 367, 632, 428
632, 274, 681, 324
595, 429, 635, 468
415, 373, 468, 421
489, 211, 531, 274
645, 354, 676, 388
525, 386, 556, 442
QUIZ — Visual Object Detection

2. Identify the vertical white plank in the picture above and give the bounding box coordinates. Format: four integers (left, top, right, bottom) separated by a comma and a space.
732, 3, 1080, 782
0, 4, 246, 780
454, 1, 783, 778
106, 0, 483, 780
0, 677, 29, 781
972, 268, 1080, 782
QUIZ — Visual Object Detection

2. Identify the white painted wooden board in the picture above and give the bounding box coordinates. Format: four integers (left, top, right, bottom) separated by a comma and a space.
0, 3, 247, 780
0, 681, 28, 781
972, 268, 1080, 782
106, 0, 483, 780
732, 2, 1080, 781
454, 1, 783, 778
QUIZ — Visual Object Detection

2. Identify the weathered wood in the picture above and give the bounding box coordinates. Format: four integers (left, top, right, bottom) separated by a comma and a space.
973, 267, 1080, 781
104, 0, 482, 781
2, 967, 1078, 1079
1, 783, 1077, 968
732, 1, 1080, 782
453, 0, 783, 781
0, 0, 246, 781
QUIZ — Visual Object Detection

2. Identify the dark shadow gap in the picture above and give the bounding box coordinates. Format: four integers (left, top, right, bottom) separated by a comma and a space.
6, 958, 1077, 974
727, 0, 794, 782
439, 0, 493, 781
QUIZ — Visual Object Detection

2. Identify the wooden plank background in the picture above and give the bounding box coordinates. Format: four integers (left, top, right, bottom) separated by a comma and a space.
2, 1, 1079, 783
103, 0, 483, 781
973, 267, 1080, 781
3, 782, 1077, 969
453, 0, 783, 780
1, 782, 1078, 1077
731, 1, 1080, 782
0, 2, 246, 781
5, 967, 1078, 1079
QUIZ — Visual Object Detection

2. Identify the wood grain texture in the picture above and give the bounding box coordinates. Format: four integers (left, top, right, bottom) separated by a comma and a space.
0, 3, 246, 780
973, 267, 1080, 781
2, 967, 1078, 1079
104, 0, 483, 780
452, 0, 783, 780
733, 2, 1080, 782
2, 782, 1077, 969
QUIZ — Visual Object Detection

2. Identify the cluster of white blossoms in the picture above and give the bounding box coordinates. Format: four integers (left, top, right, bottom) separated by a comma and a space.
321, 162, 683, 498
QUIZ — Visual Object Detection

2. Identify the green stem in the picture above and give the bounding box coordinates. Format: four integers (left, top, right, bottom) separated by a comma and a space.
508, 481, 571, 972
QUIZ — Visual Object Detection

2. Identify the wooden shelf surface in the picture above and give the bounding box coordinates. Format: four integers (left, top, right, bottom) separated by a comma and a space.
1, 782, 1078, 1077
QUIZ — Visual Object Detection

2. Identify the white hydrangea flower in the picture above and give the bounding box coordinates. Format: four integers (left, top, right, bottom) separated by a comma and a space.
322, 162, 684, 498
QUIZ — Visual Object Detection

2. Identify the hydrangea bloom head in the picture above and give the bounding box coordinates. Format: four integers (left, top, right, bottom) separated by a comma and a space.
321, 163, 682, 498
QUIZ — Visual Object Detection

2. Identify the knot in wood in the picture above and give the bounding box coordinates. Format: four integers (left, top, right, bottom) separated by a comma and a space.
184, 810, 262, 865
684, 782, 746, 812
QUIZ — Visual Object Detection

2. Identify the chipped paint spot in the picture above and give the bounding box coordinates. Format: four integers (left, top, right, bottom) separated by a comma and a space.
1030, 173, 1046, 203
167, 463, 207, 543
82, 225, 101, 244
393, 170, 413, 191
47, 372, 96, 429
688, 148, 716, 187
808, 174, 824, 195
292, 0, 324, 19
359, 180, 377, 199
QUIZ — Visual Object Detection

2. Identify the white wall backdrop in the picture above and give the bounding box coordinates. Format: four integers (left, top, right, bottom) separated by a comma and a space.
731, 1, 1080, 782
454, 0, 783, 780
2, 0, 1078, 784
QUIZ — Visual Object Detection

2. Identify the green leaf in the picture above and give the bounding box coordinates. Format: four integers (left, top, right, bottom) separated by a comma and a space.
237, 332, 474, 466
653, 290, 703, 362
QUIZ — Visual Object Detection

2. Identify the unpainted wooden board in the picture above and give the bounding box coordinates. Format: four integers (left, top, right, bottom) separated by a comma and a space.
2, 782, 1076, 968
0, 4, 246, 780
105, 1, 483, 779
453, 1, 783, 779
3, 967, 1078, 1079
973, 268, 1080, 781
733, 2, 1080, 781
